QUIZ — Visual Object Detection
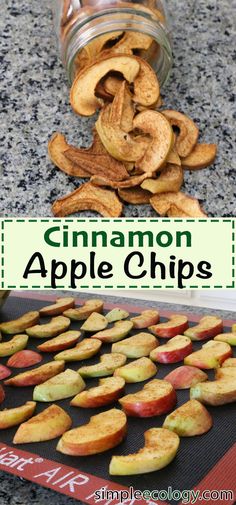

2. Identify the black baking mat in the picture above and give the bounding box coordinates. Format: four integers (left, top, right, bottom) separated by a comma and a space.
0, 295, 236, 504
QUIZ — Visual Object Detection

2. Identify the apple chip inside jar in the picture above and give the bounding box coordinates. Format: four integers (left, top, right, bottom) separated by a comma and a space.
150, 191, 207, 217
141, 165, 184, 194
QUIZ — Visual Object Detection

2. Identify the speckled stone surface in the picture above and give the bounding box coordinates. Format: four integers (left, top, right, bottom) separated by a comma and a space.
1, 0, 236, 217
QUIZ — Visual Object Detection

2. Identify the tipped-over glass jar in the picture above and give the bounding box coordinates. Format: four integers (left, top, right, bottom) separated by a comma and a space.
52, 0, 172, 87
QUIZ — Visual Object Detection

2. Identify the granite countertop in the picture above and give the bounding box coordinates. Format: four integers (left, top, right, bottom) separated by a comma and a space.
0, 290, 236, 505
1, 0, 236, 217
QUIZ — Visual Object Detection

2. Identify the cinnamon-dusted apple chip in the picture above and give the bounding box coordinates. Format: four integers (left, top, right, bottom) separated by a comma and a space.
111, 32, 153, 55
162, 110, 199, 158
167, 205, 189, 218
150, 192, 207, 217
109, 81, 134, 133
141, 165, 183, 194
181, 144, 217, 170
52, 182, 123, 217
132, 57, 160, 107
118, 186, 150, 204
104, 75, 124, 97
91, 172, 152, 189
48, 133, 90, 177
166, 146, 181, 166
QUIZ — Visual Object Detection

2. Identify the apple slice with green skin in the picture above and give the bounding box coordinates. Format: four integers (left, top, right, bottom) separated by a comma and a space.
54, 338, 101, 361
13, 405, 72, 444
0, 312, 39, 335
119, 379, 176, 417
215, 367, 236, 380
7, 350, 42, 368
114, 357, 157, 383
163, 399, 213, 436
222, 358, 236, 368
184, 316, 223, 341
149, 314, 189, 339
57, 408, 127, 456
63, 299, 104, 320
0, 385, 5, 405
0, 401, 36, 429
0, 364, 11, 380
184, 341, 232, 370
0, 334, 28, 357
37, 331, 81, 353
112, 333, 158, 358
33, 369, 85, 402
105, 308, 129, 323
130, 310, 159, 329
81, 313, 108, 332
26, 316, 70, 338
71, 377, 125, 408
4, 360, 65, 387
190, 379, 236, 406
109, 427, 179, 475
39, 297, 75, 316
150, 335, 192, 364
90, 321, 133, 343
79, 353, 127, 378
164, 366, 208, 389
214, 333, 236, 346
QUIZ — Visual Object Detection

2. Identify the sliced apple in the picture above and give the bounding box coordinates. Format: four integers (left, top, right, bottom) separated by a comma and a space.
0, 401, 36, 429
150, 335, 192, 364
119, 379, 176, 417
105, 308, 129, 323
184, 341, 232, 370
114, 357, 157, 383
215, 367, 236, 380
13, 405, 72, 444
80, 312, 108, 332
71, 376, 125, 408
90, 320, 133, 343
78, 353, 127, 378
214, 333, 236, 345
164, 366, 208, 389
162, 110, 199, 158
4, 360, 65, 387
0, 385, 5, 405
57, 408, 127, 456
54, 338, 101, 361
190, 379, 236, 406
149, 314, 189, 338
112, 332, 158, 358
33, 369, 85, 402
109, 427, 179, 475
0, 364, 11, 380
26, 316, 70, 338
7, 350, 42, 368
63, 299, 104, 320
130, 310, 159, 329
184, 316, 223, 341
37, 330, 81, 353
163, 399, 213, 436
39, 297, 75, 316
0, 334, 28, 357
0, 311, 39, 335
222, 358, 236, 368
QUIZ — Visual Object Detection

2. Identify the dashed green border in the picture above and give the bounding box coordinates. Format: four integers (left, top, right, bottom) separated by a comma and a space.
1, 218, 235, 290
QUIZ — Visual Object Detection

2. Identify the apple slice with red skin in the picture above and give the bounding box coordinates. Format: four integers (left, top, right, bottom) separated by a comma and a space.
54, 338, 101, 361
184, 341, 232, 370
71, 377, 125, 408
163, 399, 213, 436
26, 316, 70, 338
4, 360, 65, 387
164, 366, 208, 389
90, 320, 133, 343
0, 365, 11, 380
149, 314, 188, 338
0, 401, 36, 429
63, 299, 104, 320
39, 297, 75, 316
78, 353, 127, 378
114, 357, 157, 383
7, 350, 42, 368
0, 311, 39, 335
81, 312, 108, 332
215, 367, 236, 380
222, 358, 236, 368
119, 379, 176, 417
112, 332, 158, 358
190, 379, 236, 406
150, 335, 192, 364
109, 428, 180, 475
130, 310, 159, 329
37, 331, 81, 353
184, 316, 223, 341
214, 333, 236, 346
57, 408, 127, 456
13, 405, 72, 444
0, 385, 5, 405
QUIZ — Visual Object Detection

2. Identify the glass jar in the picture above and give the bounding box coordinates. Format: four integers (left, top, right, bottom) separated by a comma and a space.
52, 0, 172, 87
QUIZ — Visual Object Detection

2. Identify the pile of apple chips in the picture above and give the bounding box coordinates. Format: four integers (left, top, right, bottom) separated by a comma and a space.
49, 33, 217, 217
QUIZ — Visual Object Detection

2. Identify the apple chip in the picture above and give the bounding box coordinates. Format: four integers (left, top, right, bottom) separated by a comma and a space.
64, 147, 129, 181
82, 32, 123, 63
91, 172, 151, 189
111, 32, 153, 55
181, 143, 217, 170
167, 205, 189, 218
132, 57, 160, 107
141, 165, 183, 194
166, 146, 181, 166
118, 186, 150, 204
48, 133, 90, 178
109, 81, 134, 133
52, 182, 123, 217
150, 191, 207, 217
104, 75, 123, 96
162, 110, 199, 158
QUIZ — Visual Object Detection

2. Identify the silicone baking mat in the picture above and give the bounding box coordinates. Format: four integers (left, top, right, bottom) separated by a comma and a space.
0, 293, 235, 505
